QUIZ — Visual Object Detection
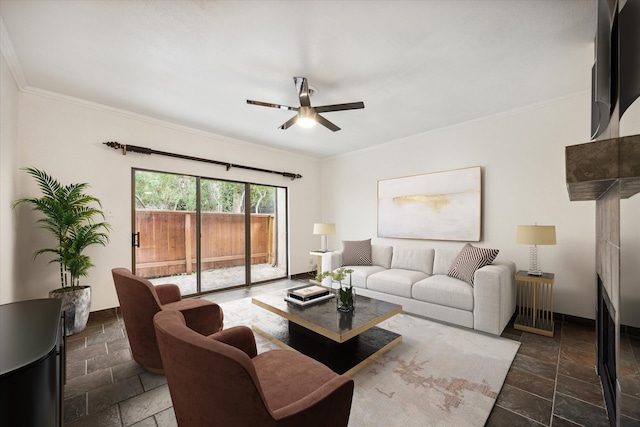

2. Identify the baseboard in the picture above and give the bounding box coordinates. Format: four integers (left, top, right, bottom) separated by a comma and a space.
513, 306, 596, 327
622, 323, 640, 337
289, 271, 316, 281
513, 307, 640, 337
554, 312, 596, 327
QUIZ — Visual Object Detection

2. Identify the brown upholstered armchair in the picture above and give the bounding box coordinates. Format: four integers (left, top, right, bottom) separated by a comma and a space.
153, 310, 354, 427
111, 268, 223, 374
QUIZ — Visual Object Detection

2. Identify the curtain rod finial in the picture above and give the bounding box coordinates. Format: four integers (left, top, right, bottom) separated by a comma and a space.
104, 141, 128, 155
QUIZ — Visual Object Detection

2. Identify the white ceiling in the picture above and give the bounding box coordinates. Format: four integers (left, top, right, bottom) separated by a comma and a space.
0, 0, 595, 158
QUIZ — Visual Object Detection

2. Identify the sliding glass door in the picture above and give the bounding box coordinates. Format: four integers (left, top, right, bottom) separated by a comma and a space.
133, 169, 287, 296
199, 178, 247, 292
249, 185, 287, 283
133, 171, 198, 294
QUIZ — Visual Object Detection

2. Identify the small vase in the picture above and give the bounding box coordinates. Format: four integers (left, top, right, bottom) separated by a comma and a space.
337, 286, 355, 312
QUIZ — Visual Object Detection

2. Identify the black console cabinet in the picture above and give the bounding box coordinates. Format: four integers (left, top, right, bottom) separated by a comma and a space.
0, 299, 65, 426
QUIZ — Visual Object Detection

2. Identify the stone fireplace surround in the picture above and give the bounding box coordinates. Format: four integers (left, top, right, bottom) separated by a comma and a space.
566, 134, 640, 425
567, 14, 640, 424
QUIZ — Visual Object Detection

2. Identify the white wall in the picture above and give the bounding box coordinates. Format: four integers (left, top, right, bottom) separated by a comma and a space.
10, 91, 322, 311
5, 76, 636, 322
0, 53, 19, 304
320, 93, 598, 320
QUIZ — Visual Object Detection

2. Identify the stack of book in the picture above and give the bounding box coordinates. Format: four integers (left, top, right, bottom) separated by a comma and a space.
284, 285, 334, 306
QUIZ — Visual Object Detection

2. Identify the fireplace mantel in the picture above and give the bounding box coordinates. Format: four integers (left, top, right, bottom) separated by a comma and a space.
565, 134, 640, 201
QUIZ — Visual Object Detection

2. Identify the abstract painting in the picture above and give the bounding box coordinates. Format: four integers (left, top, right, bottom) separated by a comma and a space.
377, 166, 481, 241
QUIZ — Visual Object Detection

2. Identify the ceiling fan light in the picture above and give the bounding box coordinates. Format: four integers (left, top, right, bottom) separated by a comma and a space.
297, 106, 317, 128
297, 116, 317, 128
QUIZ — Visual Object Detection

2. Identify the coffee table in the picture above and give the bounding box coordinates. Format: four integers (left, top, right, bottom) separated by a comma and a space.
251, 285, 402, 376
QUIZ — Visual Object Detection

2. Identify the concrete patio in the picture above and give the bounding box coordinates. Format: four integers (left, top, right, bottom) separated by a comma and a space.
147, 263, 287, 295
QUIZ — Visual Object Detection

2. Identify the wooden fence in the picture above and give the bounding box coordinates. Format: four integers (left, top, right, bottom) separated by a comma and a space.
135, 210, 275, 278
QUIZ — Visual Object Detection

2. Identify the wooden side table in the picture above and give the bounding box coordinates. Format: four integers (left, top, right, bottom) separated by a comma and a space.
514, 270, 555, 337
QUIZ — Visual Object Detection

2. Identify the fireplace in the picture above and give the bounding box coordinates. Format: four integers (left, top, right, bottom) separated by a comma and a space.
567, 2, 640, 426
597, 275, 616, 427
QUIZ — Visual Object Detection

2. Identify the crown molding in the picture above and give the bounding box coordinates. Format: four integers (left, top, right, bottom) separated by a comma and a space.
328, 90, 591, 161
0, 16, 28, 90
21, 85, 317, 161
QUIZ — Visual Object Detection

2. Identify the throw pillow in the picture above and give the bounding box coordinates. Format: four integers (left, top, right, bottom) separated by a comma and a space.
342, 239, 373, 266
447, 243, 499, 286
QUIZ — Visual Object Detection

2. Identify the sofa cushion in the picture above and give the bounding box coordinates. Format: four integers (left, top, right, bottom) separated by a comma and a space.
340, 265, 386, 289
412, 275, 474, 311
342, 239, 372, 266
447, 243, 499, 286
367, 269, 429, 298
432, 248, 461, 275
390, 247, 434, 275
372, 245, 393, 269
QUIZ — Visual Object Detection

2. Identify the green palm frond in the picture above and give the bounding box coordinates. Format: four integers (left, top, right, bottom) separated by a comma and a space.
13, 167, 111, 288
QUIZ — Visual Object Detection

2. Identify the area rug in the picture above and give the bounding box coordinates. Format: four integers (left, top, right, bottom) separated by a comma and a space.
218, 297, 520, 427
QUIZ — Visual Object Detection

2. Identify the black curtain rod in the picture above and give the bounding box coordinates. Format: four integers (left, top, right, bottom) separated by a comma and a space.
103, 141, 302, 180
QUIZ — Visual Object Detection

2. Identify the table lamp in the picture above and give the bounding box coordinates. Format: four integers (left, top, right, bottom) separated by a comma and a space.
313, 223, 336, 252
516, 224, 556, 276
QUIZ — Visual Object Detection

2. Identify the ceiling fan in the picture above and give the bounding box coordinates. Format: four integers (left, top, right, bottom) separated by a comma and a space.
247, 77, 364, 132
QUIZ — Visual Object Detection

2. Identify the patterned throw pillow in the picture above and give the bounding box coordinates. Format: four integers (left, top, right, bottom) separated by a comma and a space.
447, 243, 499, 286
342, 239, 373, 266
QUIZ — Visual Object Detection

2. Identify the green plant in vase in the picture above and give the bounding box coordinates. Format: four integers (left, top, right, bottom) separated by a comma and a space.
316, 267, 355, 312
13, 167, 111, 335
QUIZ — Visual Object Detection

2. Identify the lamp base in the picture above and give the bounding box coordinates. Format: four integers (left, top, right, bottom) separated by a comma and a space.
527, 245, 543, 276
320, 235, 329, 252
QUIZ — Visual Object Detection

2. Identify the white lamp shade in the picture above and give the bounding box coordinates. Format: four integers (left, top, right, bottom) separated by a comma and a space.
516, 225, 556, 245
313, 223, 336, 235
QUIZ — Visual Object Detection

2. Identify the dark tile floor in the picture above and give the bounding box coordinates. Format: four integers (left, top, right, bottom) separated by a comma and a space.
487, 316, 640, 427
63, 280, 291, 426
63, 280, 640, 426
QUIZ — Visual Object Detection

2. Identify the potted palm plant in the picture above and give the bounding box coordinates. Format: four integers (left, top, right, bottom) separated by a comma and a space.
13, 167, 111, 335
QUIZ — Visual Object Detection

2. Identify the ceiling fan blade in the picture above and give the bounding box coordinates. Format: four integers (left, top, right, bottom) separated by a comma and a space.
316, 114, 341, 132
294, 77, 311, 107
314, 102, 365, 113
278, 115, 299, 130
247, 100, 297, 111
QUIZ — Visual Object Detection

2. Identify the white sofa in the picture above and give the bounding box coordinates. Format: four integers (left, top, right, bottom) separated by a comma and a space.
321, 243, 516, 335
